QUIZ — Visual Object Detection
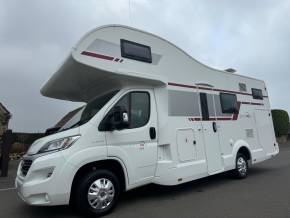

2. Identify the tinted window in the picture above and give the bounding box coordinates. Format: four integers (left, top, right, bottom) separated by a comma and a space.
252, 88, 263, 100
168, 90, 200, 116
200, 93, 209, 120
60, 90, 118, 131
130, 92, 150, 128
114, 94, 129, 112
220, 93, 237, 113
106, 91, 150, 129
121, 39, 152, 63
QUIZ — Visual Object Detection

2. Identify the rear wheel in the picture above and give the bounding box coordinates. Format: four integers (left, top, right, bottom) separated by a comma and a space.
233, 153, 248, 179
75, 169, 120, 217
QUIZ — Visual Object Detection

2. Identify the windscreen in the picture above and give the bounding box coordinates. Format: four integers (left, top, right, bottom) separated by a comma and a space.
60, 90, 119, 131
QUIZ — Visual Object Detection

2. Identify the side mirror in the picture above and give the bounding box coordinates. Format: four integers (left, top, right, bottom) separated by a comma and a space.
99, 106, 130, 132
113, 106, 130, 130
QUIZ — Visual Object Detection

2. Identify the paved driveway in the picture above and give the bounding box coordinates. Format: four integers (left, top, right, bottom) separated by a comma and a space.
1, 144, 290, 218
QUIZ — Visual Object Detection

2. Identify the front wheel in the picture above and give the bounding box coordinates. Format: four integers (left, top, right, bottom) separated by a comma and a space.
75, 169, 120, 217
233, 153, 248, 179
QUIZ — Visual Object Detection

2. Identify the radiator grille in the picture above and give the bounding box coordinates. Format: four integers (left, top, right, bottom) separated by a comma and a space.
21, 159, 33, 176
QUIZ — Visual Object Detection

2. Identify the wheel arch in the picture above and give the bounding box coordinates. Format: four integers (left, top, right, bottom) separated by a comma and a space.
233, 140, 252, 161
69, 158, 128, 204
237, 146, 252, 161
233, 140, 252, 162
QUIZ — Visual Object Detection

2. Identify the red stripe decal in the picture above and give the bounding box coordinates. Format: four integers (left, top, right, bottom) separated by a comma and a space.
213, 88, 252, 96
250, 102, 264, 106
232, 102, 241, 120
216, 117, 232, 121
241, 101, 251, 105
241, 101, 264, 106
188, 117, 202, 121
187, 100, 264, 122
168, 82, 268, 98
188, 117, 233, 121
188, 101, 263, 122
81, 51, 114, 61
168, 82, 197, 89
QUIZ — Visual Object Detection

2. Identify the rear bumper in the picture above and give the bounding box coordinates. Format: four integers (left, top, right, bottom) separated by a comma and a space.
269, 145, 279, 157
15, 152, 74, 206
253, 144, 279, 164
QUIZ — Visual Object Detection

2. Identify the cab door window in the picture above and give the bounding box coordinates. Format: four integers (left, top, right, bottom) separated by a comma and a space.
108, 91, 150, 129
130, 92, 150, 128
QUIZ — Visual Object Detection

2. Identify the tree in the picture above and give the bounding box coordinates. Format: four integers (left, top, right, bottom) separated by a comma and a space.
271, 109, 289, 137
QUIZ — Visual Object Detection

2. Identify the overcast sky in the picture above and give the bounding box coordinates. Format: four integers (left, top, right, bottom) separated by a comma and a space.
1, 0, 290, 132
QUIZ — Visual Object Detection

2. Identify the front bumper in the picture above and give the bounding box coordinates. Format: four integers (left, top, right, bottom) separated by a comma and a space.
15, 152, 74, 206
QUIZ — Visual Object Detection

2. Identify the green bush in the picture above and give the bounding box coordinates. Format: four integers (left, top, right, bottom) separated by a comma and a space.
12, 132, 45, 145
271, 109, 289, 137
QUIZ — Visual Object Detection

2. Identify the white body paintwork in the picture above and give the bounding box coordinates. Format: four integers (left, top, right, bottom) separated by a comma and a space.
16, 25, 279, 206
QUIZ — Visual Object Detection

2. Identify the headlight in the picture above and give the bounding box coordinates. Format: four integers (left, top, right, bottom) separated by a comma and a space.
38, 135, 80, 154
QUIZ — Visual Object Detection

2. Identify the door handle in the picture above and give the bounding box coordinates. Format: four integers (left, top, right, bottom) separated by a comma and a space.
212, 122, 217, 133
149, 127, 156, 140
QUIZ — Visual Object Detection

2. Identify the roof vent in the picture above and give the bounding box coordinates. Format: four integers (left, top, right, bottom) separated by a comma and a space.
225, 68, 236, 73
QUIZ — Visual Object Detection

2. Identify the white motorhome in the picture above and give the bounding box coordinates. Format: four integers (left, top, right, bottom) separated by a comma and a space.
16, 25, 279, 217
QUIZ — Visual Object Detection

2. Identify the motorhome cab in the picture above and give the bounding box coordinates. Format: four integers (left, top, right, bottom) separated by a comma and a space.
16, 25, 279, 216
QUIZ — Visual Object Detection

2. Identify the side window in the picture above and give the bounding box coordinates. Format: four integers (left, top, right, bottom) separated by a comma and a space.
220, 93, 237, 113
114, 94, 129, 112
200, 93, 209, 120
130, 92, 150, 128
168, 90, 200, 116
108, 91, 150, 129
252, 88, 263, 100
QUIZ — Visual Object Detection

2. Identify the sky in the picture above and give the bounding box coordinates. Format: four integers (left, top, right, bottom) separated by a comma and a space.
0, 0, 290, 132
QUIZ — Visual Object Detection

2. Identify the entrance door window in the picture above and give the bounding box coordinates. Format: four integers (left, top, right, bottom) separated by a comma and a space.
200, 93, 209, 120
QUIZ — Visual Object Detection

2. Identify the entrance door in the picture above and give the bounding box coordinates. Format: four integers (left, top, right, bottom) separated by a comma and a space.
105, 90, 158, 184
199, 88, 223, 175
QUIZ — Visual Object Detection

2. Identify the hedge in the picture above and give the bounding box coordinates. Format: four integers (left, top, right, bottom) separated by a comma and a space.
271, 109, 289, 137
12, 132, 45, 145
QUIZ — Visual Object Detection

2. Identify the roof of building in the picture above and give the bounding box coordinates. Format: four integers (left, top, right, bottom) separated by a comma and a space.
0, 103, 11, 116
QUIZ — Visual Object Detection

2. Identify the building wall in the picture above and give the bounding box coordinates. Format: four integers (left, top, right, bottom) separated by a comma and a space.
0, 109, 10, 138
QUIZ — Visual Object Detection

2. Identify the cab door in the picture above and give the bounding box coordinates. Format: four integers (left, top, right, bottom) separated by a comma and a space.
198, 86, 224, 175
105, 90, 158, 185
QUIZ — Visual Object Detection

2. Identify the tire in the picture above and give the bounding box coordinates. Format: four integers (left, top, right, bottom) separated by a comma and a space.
75, 169, 120, 217
233, 153, 248, 179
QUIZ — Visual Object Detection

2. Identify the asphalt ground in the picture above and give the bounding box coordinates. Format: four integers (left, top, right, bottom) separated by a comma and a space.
0, 143, 289, 218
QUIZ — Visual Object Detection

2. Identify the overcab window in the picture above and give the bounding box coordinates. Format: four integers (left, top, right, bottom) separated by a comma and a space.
120, 39, 152, 63
220, 93, 238, 113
